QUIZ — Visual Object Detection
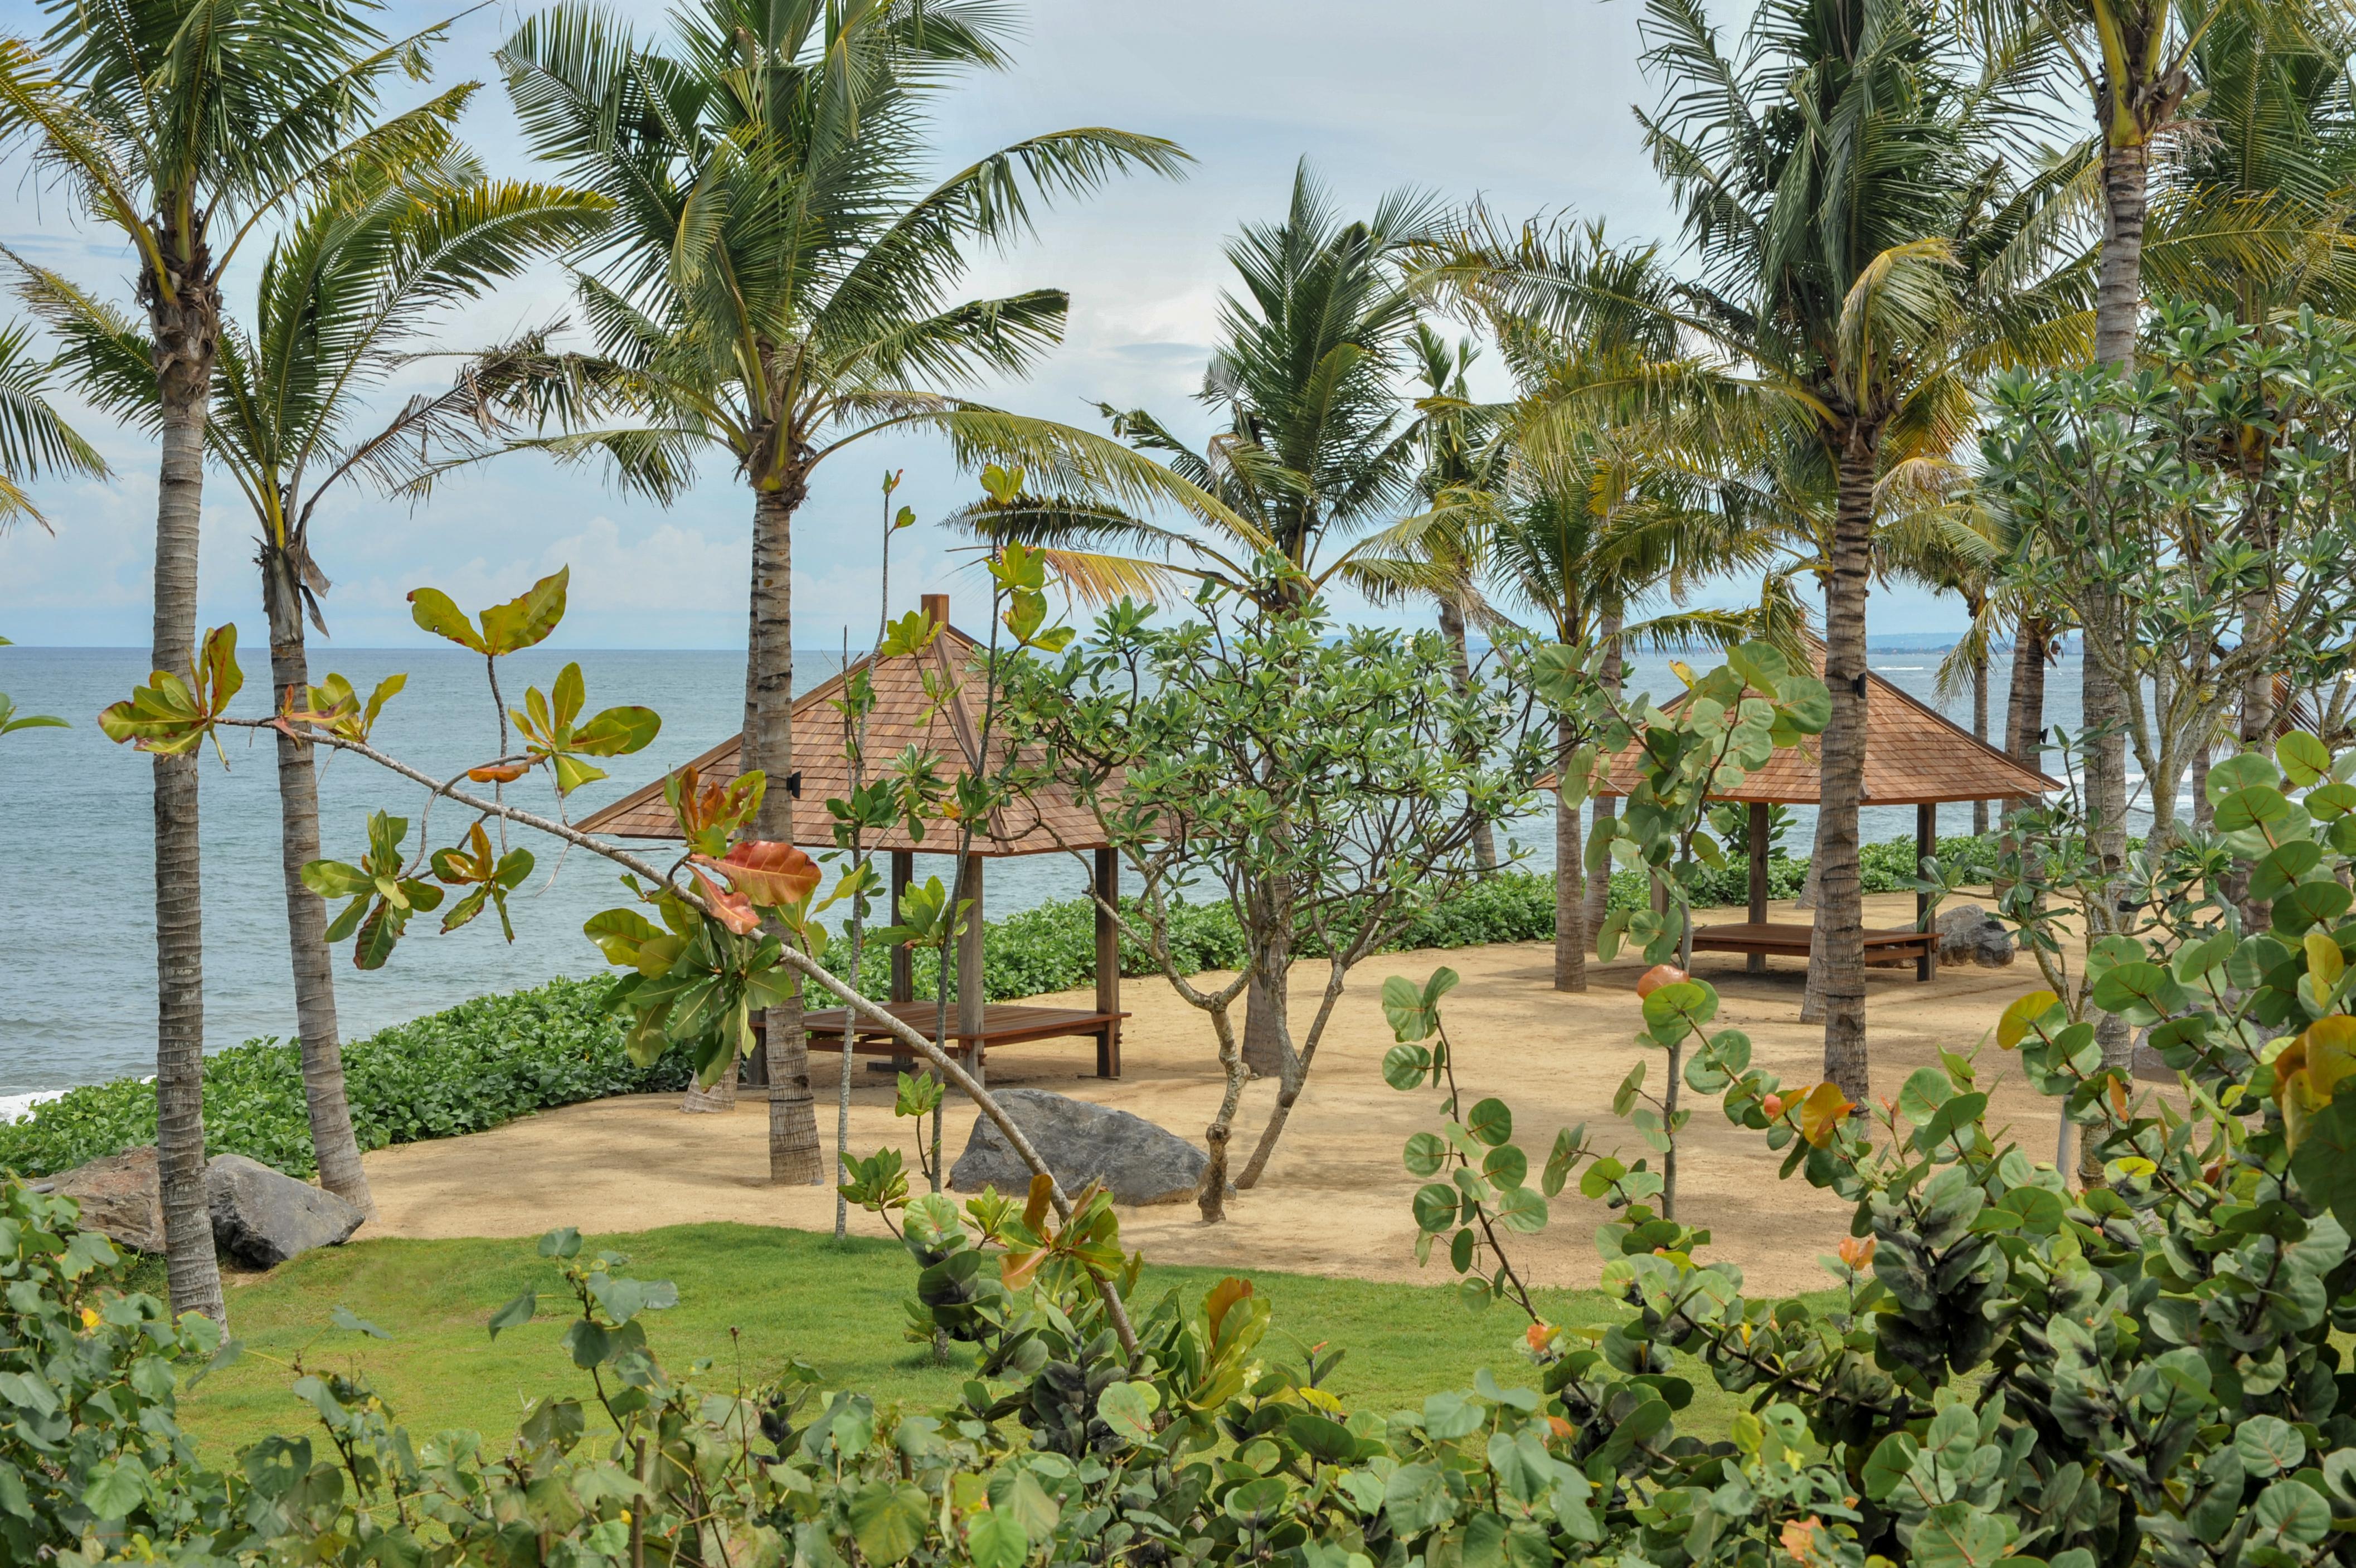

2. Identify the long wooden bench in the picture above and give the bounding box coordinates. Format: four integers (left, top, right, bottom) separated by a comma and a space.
1689, 921, 1938, 977
759, 1000, 1126, 1078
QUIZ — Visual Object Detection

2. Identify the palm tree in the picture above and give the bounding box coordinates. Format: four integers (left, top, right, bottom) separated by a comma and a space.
499, 0, 1203, 1182
0, 319, 104, 532
0, 0, 470, 1324
974, 162, 1449, 610
18, 139, 611, 1219
1476, 0, 2080, 1098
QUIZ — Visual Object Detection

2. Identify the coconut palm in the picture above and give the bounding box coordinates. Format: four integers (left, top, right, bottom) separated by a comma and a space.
1470, 0, 2081, 1099
17, 139, 611, 1220
958, 162, 1451, 610
498, 0, 1207, 1181
0, 0, 473, 1324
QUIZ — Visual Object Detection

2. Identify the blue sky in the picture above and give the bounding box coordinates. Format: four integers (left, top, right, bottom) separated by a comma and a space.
0, 0, 1968, 650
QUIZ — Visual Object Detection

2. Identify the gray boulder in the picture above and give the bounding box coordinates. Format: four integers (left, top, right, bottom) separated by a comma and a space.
35, 1145, 166, 1254
1935, 904, 2015, 968
950, 1089, 1207, 1206
206, 1154, 364, 1268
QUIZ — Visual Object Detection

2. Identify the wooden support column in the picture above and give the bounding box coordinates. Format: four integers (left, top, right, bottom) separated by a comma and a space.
889, 851, 914, 1004
1094, 847, 1122, 1079
1917, 801, 1938, 982
958, 853, 986, 1071
1746, 802, 1770, 974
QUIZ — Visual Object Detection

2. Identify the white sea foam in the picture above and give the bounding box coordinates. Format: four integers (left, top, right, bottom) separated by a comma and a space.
0, 1091, 62, 1124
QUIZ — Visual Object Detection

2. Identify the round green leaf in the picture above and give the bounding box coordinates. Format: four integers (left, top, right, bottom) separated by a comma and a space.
1402, 1130, 1447, 1178
1468, 1097, 1513, 1147
1412, 1183, 1460, 1234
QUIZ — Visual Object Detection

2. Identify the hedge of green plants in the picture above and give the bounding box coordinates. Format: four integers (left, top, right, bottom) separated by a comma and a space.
0, 979, 691, 1181
0, 834, 1998, 1183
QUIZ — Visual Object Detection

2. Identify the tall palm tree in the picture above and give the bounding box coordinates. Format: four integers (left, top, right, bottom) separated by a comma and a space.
18, 139, 611, 1219
1478, 0, 2080, 1098
499, 0, 1203, 1181
0, 0, 469, 1323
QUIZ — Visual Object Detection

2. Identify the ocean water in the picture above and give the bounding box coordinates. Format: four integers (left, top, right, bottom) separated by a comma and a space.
0, 641, 2103, 1102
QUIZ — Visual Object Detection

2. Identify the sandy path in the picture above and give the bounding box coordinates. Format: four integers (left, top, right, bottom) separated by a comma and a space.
357, 891, 2063, 1299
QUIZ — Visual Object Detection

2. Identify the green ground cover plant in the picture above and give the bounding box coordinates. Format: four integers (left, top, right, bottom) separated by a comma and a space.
139, 1224, 1767, 1464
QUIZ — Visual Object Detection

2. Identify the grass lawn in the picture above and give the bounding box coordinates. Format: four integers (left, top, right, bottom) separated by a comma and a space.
158, 1224, 1759, 1460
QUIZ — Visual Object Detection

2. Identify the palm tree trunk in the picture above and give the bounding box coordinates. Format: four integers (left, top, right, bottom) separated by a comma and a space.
1582, 608, 1624, 942
2083, 139, 2148, 1138
1554, 714, 1586, 991
1816, 432, 1877, 1103
1437, 597, 1497, 871
2095, 142, 2149, 370
261, 545, 374, 1217
746, 478, 820, 1181
149, 279, 226, 1324
2005, 618, 2049, 784
1970, 642, 1990, 838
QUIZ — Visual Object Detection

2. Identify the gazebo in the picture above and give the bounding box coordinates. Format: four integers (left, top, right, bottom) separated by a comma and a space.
576, 594, 1127, 1077
1589, 648, 2058, 980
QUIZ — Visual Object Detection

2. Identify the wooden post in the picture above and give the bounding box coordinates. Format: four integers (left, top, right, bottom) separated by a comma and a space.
889, 851, 914, 1004
1746, 801, 1769, 974
1094, 847, 1121, 1079
1916, 801, 1938, 982
958, 853, 986, 1063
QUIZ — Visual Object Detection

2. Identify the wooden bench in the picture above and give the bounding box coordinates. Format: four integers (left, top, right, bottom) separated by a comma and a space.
1689, 921, 1938, 977
760, 1001, 1127, 1079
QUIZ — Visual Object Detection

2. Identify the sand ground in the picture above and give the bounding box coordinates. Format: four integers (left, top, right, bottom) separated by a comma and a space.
355, 890, 2066, 1299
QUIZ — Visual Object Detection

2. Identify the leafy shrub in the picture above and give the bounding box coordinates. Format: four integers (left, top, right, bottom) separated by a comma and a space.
0, 978, 691, 1180
1367, 734, 2356, 1568
0, 1180, 227, 1564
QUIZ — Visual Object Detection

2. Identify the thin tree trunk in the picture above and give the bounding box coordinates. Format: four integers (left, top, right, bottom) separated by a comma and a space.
1198, 1003, 1246, 1222
261, 546, 373, 1216
150, 279, 226, 1323
1583, 609, 1624, 943
1439, 597, 1497, 871
1970, 642, 1990, 838
1800, 807, 1829, 1023
1817, 432, 1877, 1103
1554, 715, 1588, 990
2190, 745, 2213, 830
744, 479, 820, 1179
2080, 623, 2135, 1159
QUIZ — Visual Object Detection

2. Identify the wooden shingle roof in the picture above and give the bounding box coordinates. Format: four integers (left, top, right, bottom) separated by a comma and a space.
1590, 644, 2059, 807
575, 601, 1110, 856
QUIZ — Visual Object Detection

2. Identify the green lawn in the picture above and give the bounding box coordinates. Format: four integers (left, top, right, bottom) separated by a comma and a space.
158, 1224, 1752, 1460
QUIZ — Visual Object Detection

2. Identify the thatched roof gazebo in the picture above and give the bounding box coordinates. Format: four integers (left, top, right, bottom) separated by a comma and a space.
577, 594, 1126, 1077
1591, 646, 2058, 979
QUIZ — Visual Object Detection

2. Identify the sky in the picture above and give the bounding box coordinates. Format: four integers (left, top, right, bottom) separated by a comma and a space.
0, 0, 1970, 651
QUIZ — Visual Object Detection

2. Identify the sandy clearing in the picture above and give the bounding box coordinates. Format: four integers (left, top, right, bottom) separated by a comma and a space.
355, 890, 2065, 1299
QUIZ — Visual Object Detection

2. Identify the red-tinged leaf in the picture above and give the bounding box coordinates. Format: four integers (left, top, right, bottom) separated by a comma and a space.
689, 868, 762, 934
477, 567, 569, 656
692, 841, 821, 909
407, 586, 489, 653
468, 763, 527, 783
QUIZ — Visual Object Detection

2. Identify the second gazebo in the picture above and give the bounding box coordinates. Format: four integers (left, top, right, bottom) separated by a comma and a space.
1591, 648, 2059, 980
576, 593, 1128, 1077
